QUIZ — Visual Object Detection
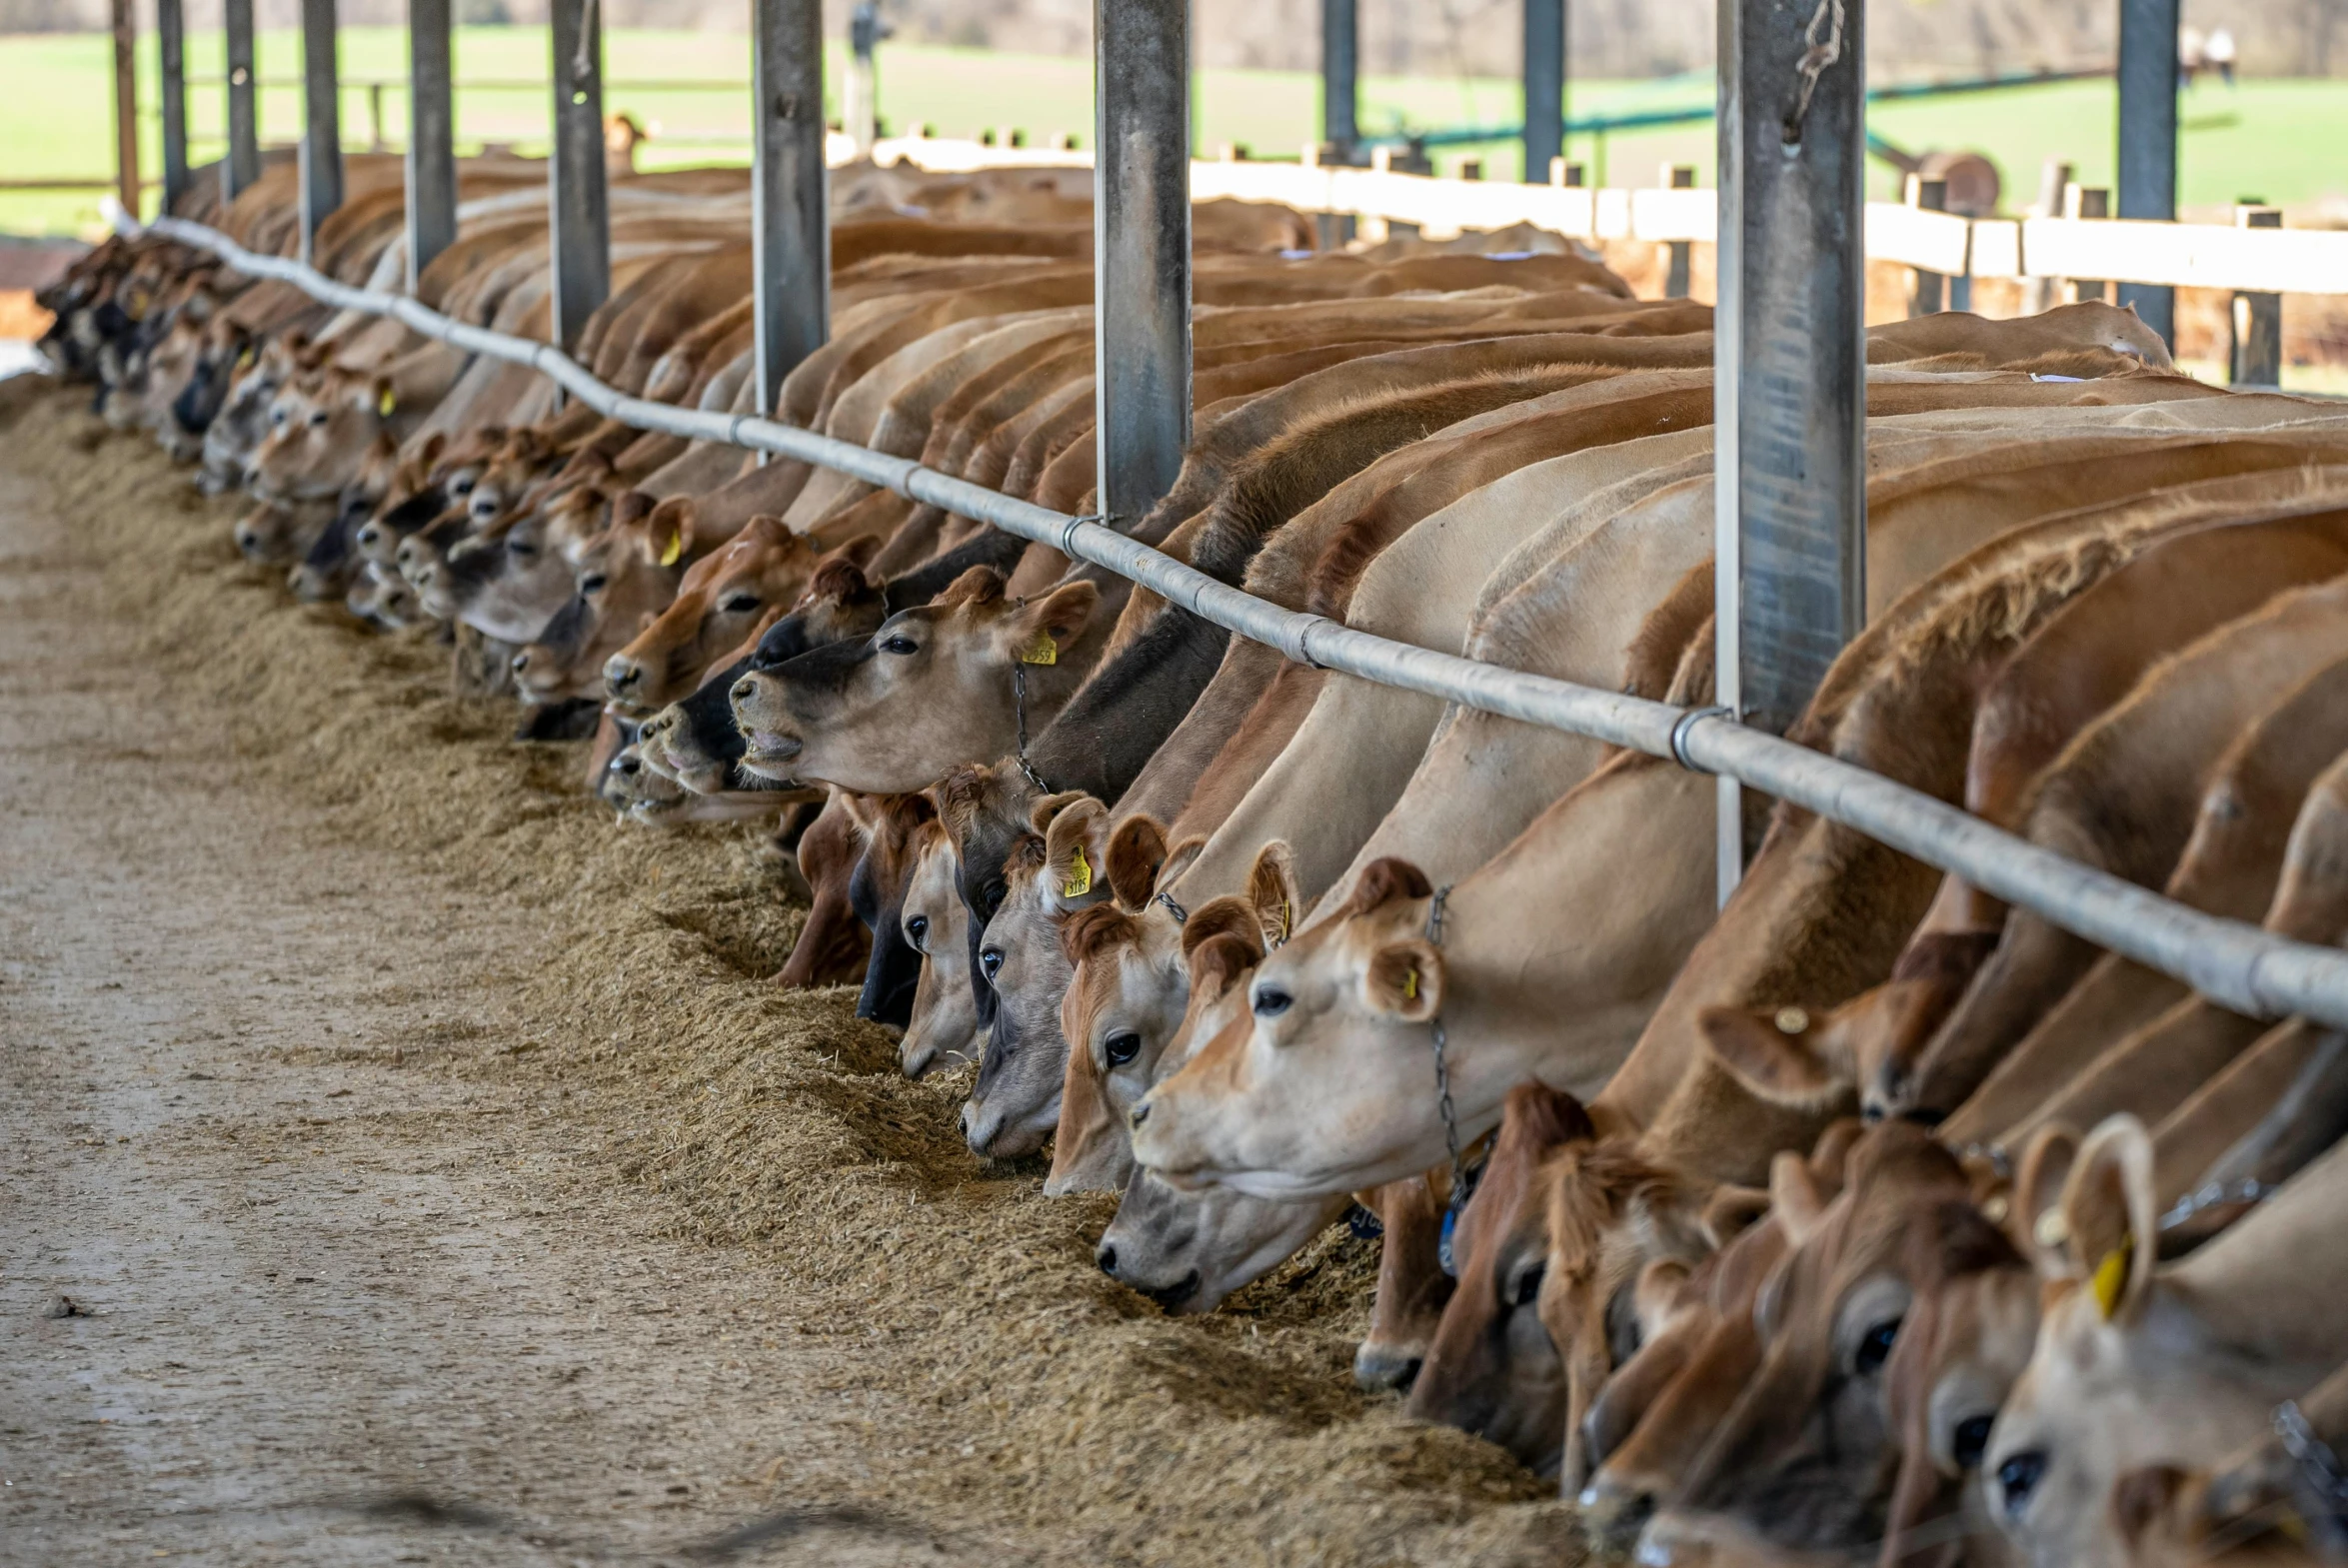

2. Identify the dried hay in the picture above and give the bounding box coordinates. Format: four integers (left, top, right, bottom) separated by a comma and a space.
0, 377, 1584, 1567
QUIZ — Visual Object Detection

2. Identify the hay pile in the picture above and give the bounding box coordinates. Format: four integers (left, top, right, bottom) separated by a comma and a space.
0, 380, 1585, 1568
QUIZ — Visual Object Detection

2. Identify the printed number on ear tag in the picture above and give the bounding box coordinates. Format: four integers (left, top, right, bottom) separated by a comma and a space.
377, 386, 398, 418
1062, 845, 1093, 899
2091, 1236, 2133, 1319
1021, 631, 1058, 666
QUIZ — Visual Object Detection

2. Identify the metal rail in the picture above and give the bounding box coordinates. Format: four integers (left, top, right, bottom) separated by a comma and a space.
136, 211, 2348, 1034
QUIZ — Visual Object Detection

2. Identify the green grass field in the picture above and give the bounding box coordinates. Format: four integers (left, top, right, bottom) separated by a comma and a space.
3, 27, 2346, 238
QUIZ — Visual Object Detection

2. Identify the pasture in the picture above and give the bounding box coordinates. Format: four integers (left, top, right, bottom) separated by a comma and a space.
5, 26, 2348, 236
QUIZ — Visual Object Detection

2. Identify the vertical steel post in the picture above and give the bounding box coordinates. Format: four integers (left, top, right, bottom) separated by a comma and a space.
1322, 0, 1357, 160
1093, 0, 1192, 522
1906, 173, 1946, 315
1663, 162, 1694, 298
158, 0, 188, 213
110, 0, 140, 219
549, 0, 611, 351
2116, 0, 2179, 347
224, 0, 261, 204
406, 0, 459, 291
753, 0, 829, 412
299, 0, 344, 263
2230, 204, 2283, 387
1713, 0, 1867, 900
1522, 0, 1564, 185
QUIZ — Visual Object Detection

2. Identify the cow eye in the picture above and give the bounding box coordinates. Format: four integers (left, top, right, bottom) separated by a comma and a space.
904, 914, 929, 948
980, 948, 1004, 983
1854, 1316, 1901, 1376
880, 635, 919, 656
271, 407, 288, 426
451, 478, 474, 497
580, 573, 609, 595
1996, 1451, 2046, 1519
1252, 986, 1292, 1017
1511, 1262, 1546, 1308
1104, 1030, 1142, 1066
1952, 1415, 1994, 1470
720, 593, 762, 613
308, 408, 330, 427
506, 539, 536, 558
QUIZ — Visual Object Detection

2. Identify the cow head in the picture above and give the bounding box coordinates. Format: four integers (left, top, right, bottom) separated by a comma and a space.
1131, 856, 1447, 1200
1403, 1083, 1600, 1476
602, 517, 833, 710
959, 794, 1117, 1159
729, 566, 1099, 794
247, 365, 400, 504
508, 497, 693, 702
898, 821, 980, 1079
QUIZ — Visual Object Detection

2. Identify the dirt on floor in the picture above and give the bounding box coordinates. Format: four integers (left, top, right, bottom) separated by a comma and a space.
0, 379, 1584, 1568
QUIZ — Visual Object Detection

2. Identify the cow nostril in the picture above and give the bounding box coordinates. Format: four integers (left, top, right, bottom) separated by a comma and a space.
1129, 1100, 1151, 1130
511, 652, 531, 673
1096, 1244, 1118, 1276
730, 677, 756, 705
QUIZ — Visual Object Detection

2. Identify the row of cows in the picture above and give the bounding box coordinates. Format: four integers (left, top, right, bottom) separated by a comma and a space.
40, 146, 2348, 1567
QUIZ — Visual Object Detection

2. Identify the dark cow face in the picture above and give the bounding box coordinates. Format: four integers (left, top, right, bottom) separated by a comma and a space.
728, 567, 1097, 796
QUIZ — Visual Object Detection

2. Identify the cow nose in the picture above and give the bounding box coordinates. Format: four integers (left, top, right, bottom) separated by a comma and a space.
605, 656, 641, 694
730, 675, 757, 706
1129, 1099, 1151, 1130
510, 650, 533, 675
1095, 1242, 1118, 1277
355, 523, 381, 550
614, 753, 641, 777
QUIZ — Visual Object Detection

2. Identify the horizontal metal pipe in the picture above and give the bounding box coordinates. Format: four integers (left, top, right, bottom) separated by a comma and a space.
139, 212, 2348, 1031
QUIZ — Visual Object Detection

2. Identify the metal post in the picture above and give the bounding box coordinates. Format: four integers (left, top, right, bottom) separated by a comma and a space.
158, 0, 188, 213
110, 0, 140, 219
847, 1, 888, 155
406, 0, 459, 290
224, 0, 260, 204
2065, 183, 2110, 302
1094, 0, 1192, 522
753, 0, 829, 411
549, 0, 611, 351
1713, 0, 1867, 900
2116, 0, 2179, 347
1322, 0, 1357, 162
1522, 0, 1564, 185
1906, 172, 1946, 315
299, 0, 344, 262
1663, 162, 1694, 298
2231, 203, 2283, 387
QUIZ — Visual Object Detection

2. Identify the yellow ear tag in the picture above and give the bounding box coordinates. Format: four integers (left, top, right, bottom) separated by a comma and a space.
1275, 898, 1291, 945
1402, 968, 1418, 1001
1062, 844, 1093, 899
377, 386, 398, 418
2091, 1236, 2134, 1320
658, 531, 685, 568
1021, 630, 1058, 666
236, 345, 256, 370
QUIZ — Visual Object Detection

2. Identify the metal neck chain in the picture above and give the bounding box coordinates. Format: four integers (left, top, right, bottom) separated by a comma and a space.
1012, 661, 1050, 794
2159, 1177, 2275, 1233
2276, 1400, 2348, 1506
1155, 889, 1188, 926
1417, 886, 1474, 1276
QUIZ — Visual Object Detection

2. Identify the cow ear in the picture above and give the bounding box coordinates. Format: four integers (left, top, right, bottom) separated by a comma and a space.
1770, 1149, 1829, 1248
1186, 931, 1258, 1005
2060, 1115, 2156, 1321
418, 431, 447, 467
1106, 813, 1169, 910
1002, 580, 1098, 666
1043, 797, 1111, 907
1697, 1005, 1844, 1109
1244, 840, 1302, 951
645, 499, 695, 568
2014, 1122, 2083, 1277
1363, 939, 1440, 1022
1700, 1183, 1772, 1248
